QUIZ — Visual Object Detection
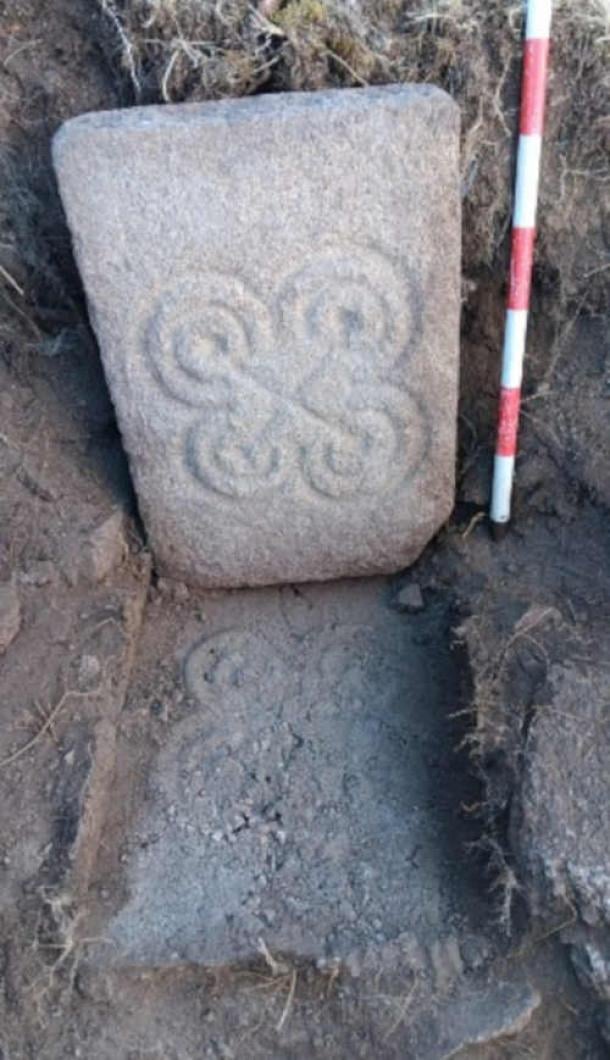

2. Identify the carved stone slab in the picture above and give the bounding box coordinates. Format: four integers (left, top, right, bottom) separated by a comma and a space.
53, 87, 460, 587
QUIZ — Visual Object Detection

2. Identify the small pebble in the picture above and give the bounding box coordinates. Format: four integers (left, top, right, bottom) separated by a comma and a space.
395, 582, 425, 612
150, 699, 167, 720
80, 510, 127, 584
20, 559, 57, 587
77, 653, 101, 690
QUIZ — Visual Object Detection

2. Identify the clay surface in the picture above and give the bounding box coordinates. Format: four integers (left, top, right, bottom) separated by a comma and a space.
93, 577, 480, 967
53, 86, 460, 587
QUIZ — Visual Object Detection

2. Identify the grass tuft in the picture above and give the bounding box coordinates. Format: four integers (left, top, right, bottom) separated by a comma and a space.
95, 0, 610, 319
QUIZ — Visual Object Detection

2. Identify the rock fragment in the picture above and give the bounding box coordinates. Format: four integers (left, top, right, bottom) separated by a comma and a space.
396, 582, 425, 612
81, 511, 127, 584
410, 979, 541, 1059
0, 580, 21, 653
512, 661, 610, 926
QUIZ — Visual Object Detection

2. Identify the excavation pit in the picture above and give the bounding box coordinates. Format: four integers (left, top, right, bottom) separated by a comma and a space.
89, 576, 486, 970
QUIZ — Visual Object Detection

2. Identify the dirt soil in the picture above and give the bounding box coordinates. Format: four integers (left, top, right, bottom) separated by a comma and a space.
1, 1, 609, 1058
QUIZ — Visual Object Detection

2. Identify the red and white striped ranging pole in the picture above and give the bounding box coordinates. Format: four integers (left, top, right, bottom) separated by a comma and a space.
490, 0, 552, 534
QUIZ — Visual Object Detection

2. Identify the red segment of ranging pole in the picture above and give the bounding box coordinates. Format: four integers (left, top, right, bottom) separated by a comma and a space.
490, 0, 552, 531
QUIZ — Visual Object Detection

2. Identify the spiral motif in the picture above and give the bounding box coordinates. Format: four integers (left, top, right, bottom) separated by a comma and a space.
143, 273, 272, 407
186, 400, 287, 499
303, 386, 427, 498
277, 246, 412, 366
184, 630, 292, 711
138, 251, 428, 501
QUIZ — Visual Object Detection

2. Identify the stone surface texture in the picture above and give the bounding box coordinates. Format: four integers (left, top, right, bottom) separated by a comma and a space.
53, 86, 460, 588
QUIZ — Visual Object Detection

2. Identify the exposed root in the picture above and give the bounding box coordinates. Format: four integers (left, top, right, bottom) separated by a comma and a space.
23, 890, 110, 1027
276, 966, 297, 1031
98, 0, 143, 98
257, 936, 289, 977
455, 605, 572, 931
0, 688, 94, 769
382, 980, 416, 1042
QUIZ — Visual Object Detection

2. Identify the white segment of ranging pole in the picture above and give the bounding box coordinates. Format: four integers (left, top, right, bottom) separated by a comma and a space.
490, 0, 552, 529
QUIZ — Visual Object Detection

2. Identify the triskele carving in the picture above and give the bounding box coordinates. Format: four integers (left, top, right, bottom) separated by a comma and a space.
141, 247, 428, 500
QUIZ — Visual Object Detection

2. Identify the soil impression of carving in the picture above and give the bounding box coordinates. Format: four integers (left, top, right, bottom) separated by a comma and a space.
83, 578, 486, 972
